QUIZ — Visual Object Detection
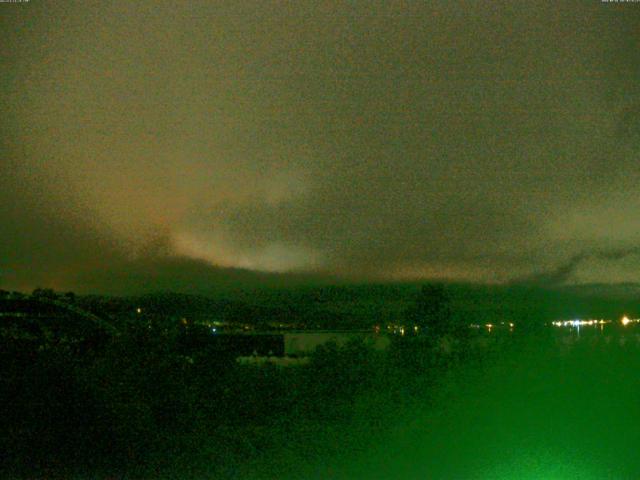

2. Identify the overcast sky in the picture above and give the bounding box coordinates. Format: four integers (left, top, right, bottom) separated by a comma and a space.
2, 1, 640, 292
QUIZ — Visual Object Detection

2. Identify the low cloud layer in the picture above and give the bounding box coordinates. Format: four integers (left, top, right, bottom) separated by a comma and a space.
513, 247, 640, 286
2, 1, 640, 292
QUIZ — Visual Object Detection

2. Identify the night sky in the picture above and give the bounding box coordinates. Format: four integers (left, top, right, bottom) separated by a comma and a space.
2, 1, 640, 292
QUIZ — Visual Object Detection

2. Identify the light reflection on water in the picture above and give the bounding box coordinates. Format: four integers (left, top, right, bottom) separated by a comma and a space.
244, 325, 640, 480
342, 329, 640, 480
480, 452, 604, 480
551, 321, 640, 349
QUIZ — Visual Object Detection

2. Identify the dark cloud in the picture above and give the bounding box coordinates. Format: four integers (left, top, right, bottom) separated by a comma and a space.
514, 247, 640, 286
2, 1, 640, 292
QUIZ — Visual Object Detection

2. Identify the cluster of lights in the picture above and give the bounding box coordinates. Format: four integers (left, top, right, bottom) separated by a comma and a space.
386, 324, 408, 335
386, 322, 516, 335
469, 322, 514, 331
552, 319, 609, 328
552, 317, 640, 328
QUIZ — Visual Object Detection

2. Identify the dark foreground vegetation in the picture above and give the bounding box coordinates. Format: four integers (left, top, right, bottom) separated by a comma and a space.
0, 295, 520, 479
4, 285, 640, 479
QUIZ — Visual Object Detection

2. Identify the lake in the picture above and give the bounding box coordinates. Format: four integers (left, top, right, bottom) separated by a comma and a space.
241, 324, 640, 479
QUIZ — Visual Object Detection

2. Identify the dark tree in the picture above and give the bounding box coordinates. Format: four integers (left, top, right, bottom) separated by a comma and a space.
31, 287, 58, 300
62, 291, 77, 304
406, 284, 453, 335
